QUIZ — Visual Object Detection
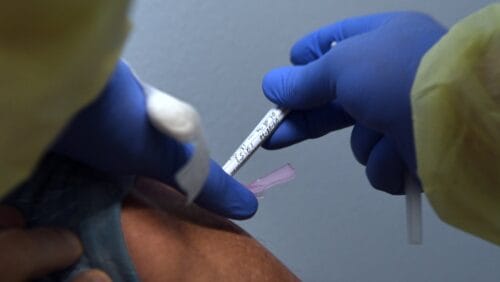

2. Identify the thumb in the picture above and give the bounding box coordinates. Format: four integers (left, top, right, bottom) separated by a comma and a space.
262, 52, 338, 110
194, 160, 258, 220
139, 142, 257, 219
264, 13, 403, 108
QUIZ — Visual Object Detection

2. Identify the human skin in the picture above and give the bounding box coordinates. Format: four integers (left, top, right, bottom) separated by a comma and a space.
121, 177, 300, 282
0, 206, 111, 282
0, 177, 298, 281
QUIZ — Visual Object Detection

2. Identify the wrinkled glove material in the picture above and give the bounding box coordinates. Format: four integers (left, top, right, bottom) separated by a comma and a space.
412, 4, 500, 245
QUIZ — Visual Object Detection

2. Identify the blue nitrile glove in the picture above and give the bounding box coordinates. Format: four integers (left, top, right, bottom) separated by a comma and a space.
262, 12, 446, 194
52, 60, 257, 219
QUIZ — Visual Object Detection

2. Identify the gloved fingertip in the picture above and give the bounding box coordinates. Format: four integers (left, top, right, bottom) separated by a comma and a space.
366, 166, 404, 195
227, 187, 259, 220
262, 67, 294, 107
195, 162, 258, 220
365, 138, 406, 195
262, 133, 295, 150
261, 138, 280, 150
203, 186, 258, 220
290, 41, 318, 65
264, 117, 308, 150
350, 125, 383, 165
261, 125, 289, 150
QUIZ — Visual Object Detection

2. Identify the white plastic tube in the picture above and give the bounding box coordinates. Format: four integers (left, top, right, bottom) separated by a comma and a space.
223, 108, 289, 176
405, 176, 422, 244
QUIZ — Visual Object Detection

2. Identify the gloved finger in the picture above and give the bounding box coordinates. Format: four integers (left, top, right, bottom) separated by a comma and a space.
350, 124, 382, 165
133, 130, 190, 186
263, 39, 361, 110
265, 14, 419, 128
0, 228, 83, 281
132, 130, 258, 219
290, 12, 399, 65
263, 102, 354, 150
72, 269, 112, 282
145, 142, 259, 220
194, 160, 258, 220
262, 56, 335, 109
365, 137, 405, 195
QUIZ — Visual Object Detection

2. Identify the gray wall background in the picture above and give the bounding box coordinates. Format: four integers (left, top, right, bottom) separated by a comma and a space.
123, 1, 499, 281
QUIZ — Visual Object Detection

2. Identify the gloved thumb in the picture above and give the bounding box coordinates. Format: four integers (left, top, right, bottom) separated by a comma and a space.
262, 53, 338, 109
195, 160, 258, 219
141, 82, 258, 219
132, 118, 258, 220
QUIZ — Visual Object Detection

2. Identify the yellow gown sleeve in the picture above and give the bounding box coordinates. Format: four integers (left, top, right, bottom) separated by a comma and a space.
0, 1, 131, 197
411, 4, 500, 245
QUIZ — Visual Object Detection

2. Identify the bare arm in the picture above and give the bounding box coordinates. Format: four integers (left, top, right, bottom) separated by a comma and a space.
121, 177, 299, 282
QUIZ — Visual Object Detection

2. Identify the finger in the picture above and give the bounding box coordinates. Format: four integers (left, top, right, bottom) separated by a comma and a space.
265, 19, 385, 111
0, 205, 24, 228
264, 24, 396, 122
136, 132, 189, 186
262, 55, 337, 109
350, 124, 382, 165
72, 269, 112, 282
0, 228, 83, 281
136, 134, 258, 219
290, 12, 399, 65
194, 160, 258, 220
365, 137, 405, 195
263, 102, 354, 150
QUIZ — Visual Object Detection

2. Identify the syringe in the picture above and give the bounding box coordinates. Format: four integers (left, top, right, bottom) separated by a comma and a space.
223, 107, 289, 176
223, 40, 422, 244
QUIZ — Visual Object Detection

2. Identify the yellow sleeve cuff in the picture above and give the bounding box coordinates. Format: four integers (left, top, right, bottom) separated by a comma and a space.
411, 4, 500, 245
0, 1, 131, 197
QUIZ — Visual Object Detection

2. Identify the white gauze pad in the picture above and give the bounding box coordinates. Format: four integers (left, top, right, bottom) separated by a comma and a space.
144, 84, 210, 204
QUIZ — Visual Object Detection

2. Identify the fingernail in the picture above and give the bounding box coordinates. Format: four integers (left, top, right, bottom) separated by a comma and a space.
72, 269, 112, 282
59, 229, 84, 255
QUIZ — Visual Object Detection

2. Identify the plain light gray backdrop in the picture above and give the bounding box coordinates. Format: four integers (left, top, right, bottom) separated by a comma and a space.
123, 1, 500, 281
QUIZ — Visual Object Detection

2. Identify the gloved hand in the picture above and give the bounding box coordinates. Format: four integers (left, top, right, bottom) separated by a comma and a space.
52, 60, 257, 219
262, 12, 446, 194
